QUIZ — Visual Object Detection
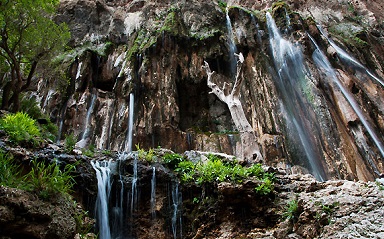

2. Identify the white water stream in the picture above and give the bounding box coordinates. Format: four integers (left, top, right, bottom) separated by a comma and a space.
91, 160, 114, 239
266, 12, 326, 181
150, 166, 156, 219
309, 34, 384, 162
318, 26, 384, 88
78, 92, 97, 148
225, 7, 238, 77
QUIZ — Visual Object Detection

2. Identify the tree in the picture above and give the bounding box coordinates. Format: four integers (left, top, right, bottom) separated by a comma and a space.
0, 0, 70, 112
202, 53, 263, 163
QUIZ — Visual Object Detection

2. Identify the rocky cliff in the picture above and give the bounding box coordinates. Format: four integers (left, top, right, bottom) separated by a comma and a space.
33, 0, 384, 182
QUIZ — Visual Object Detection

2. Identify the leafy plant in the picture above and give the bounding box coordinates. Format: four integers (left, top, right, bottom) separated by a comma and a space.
255, 177, 274, 195
65, 133, 77, 153
173, 155, 275, 194
136, 144, 156, 162
0, 150, 22, 187
163, 152, 185, 168
23, 159, 76, 200
0, 112, 41, 146
217, 0, 227, 10
102, 149, 113, 156
82, 144, 95, 157
283, 199, 300, 223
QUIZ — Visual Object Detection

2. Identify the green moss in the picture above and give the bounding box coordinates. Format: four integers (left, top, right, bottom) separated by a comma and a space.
329, 23, 368, 49
217, 0, 227, 11
127, 29, 157, 61
190, 28, 221, 41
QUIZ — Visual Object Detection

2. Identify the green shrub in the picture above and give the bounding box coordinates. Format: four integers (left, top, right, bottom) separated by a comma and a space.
136, 144, 156, 162
0, 112, 41, 145
163, 152, 185, 168
82, 144, 95, 157
255, 177, 274, 195
23, 159, 76, 200
0, 150, 22, 187
173, 155, 275, 193
20, 95, 58, 141
283, 199, 300, 223
65, 133, 77, 153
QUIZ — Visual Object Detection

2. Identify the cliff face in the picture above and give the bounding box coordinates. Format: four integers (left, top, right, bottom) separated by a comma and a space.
35, 0, 384, 181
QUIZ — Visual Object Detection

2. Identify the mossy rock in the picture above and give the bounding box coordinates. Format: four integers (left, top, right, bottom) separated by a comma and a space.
329, 23, 368, 49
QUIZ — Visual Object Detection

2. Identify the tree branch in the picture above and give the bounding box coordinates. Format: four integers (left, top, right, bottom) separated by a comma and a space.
202, 61, 227, 102
231, 52, 244, 97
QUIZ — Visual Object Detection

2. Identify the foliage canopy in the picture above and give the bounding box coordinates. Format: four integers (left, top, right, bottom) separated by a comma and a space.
0, 0, 70, 111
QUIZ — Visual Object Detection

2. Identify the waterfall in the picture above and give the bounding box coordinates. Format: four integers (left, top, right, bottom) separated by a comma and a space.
91, 160, 113, 239
309, 34, 384, 163
266, 12, 326, 181
318, 26, 384, 88
150, 166, 156, 219
171, 182, 182, 239
225, 7, 238, 77
130, 153, 138, 215
56, 100, 68, 143
78, 92, 97, 148
75, 62, 83, 80
125, 93, 135, 152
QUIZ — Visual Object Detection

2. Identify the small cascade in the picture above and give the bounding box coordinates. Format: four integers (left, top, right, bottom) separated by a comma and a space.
75, 62, 83, 80
130, 153, 138, 215
250, 15, 262, 44
125, 93, 135, 152
309, 34, 384, 162
225, 7, 238, 77
318, 26, 384, 88
171, 182, 182, 239
150, 166, 156, 219
266, 12, 326, 181
56, 100, 68, 143
284, 8, 291, 34
91, 160, 113, 239
78, 91, 97, 148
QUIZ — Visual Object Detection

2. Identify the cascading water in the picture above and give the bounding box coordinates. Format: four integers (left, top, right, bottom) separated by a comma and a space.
318, 26, 384, 88
266, 12, 326, 181
56, 100, 68, 143
78, 91, 97, 148
150, 166, 156, 219
125, 93, 135, 152
309, 34, 384, 166
91, 91, 138, 239
171, 182, 182, 239
91, 160, 113, 239
225, 7, 238, 77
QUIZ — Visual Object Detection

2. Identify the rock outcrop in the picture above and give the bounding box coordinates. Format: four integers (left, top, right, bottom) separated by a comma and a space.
1, 137, 383, 239
0, 186, 76, 239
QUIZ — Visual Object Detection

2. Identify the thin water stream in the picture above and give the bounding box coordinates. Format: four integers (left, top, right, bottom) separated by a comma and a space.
266, 12, 326, 181
309, 34, 384, 164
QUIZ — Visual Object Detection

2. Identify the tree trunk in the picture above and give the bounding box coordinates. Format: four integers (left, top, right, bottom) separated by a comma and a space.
202, 53, 263, 163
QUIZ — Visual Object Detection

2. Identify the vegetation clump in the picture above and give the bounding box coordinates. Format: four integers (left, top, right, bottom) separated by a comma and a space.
169, 154, 275, 195
0, 112, 41, 146
0, 0, 70, 112
0, 151, 22, 188
0, 149, 77, 200
23, 159, 77, 200
283, 199, 300, 223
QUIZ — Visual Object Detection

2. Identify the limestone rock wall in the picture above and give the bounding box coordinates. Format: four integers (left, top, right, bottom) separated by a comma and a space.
35, 0, 384, 181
